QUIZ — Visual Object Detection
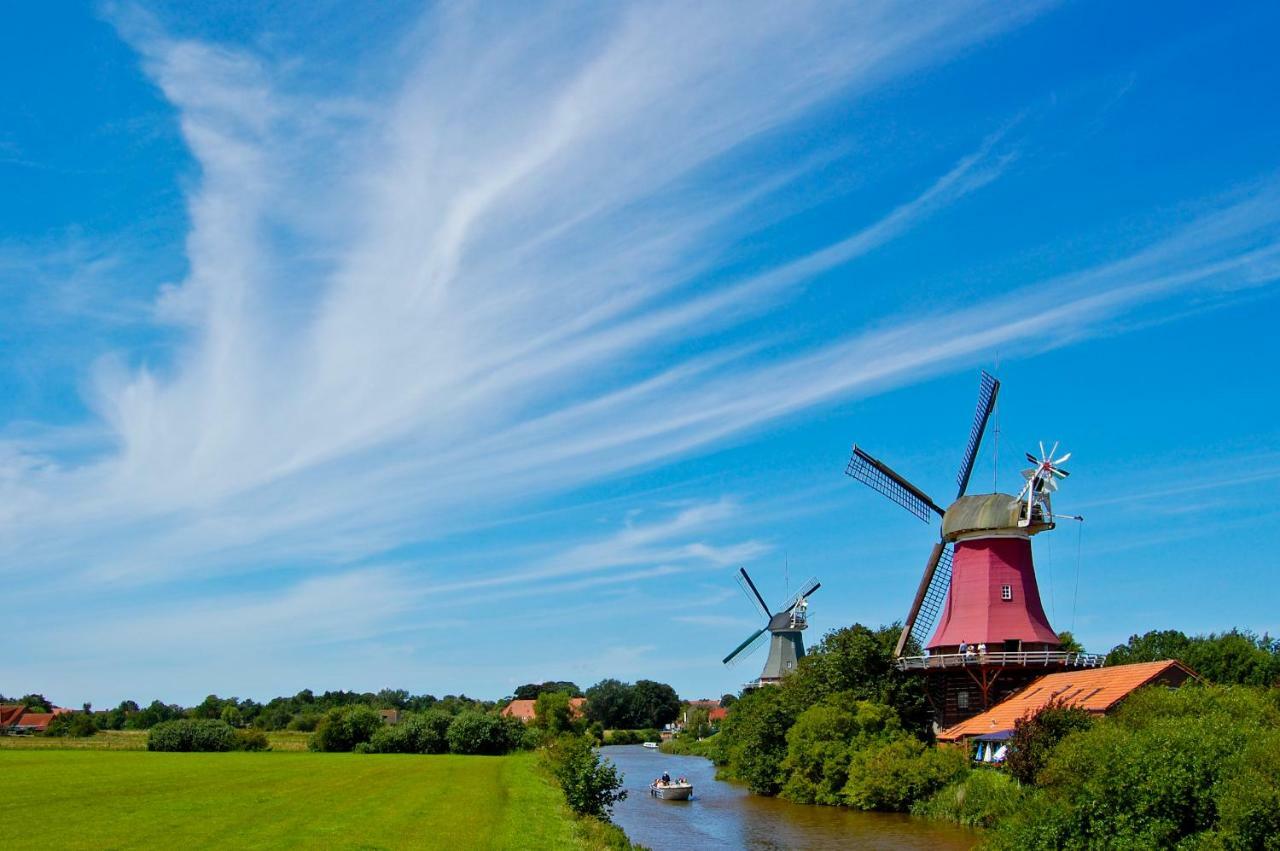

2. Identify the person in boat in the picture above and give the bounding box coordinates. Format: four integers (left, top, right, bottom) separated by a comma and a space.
661, 771, 671, 785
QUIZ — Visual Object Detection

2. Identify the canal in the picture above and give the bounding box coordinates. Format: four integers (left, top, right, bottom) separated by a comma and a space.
601, 745, 977, 850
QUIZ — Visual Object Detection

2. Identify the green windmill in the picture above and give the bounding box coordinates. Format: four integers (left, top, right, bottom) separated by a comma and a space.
722, 567, 821, 687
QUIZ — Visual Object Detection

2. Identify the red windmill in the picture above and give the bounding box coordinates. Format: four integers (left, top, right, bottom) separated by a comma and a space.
845, 371, 1102, 728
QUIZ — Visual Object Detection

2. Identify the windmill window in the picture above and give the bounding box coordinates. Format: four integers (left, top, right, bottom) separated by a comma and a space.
957, 691, 970, 709
1001, 584, 1012, 601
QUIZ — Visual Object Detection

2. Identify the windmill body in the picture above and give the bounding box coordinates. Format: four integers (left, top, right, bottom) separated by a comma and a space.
928, 494, 1059, 654
846, 372, 1104, 728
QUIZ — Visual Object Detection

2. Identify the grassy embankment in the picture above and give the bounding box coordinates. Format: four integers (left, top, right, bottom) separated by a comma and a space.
0, 746, 632, 849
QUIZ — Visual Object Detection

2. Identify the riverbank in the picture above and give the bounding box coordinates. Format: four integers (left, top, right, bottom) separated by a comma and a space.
603, 744, 976, 850
0, 749, 631, 849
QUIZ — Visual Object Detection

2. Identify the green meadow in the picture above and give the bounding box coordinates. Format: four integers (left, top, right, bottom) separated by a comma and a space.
1, 749, 623, 849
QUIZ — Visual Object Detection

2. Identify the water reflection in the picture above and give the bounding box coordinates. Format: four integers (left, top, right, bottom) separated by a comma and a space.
601, 745, 976, 851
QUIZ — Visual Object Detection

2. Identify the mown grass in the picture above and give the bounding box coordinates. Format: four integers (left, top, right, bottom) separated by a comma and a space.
0, 749, 623, 849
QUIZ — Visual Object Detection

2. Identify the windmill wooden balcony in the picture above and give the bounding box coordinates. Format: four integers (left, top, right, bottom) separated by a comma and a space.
895, 650, 1106, 671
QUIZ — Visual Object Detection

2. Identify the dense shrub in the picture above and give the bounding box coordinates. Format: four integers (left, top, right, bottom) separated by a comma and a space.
989, 685, 1280, 849
366, 710, 452, 754
445, 711, 521, 755
1004, 698, 1095, 786
780, 696, 901, 805
308, 705, 383, 752
545, 734, 627, 819
45, 712, 98, 738
714, 686, 796, 795
234, 728, 270, 751
911, 769, 1025, 828
147, 719, 238, 752
842, 736, 968, 812
1107, 629, 1280, 687
601, 728, 660, 746
287, 712, 321, 732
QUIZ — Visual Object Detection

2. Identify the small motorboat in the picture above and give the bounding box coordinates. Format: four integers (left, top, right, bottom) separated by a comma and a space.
642, 741, 659, 749
650, 781, 693, 801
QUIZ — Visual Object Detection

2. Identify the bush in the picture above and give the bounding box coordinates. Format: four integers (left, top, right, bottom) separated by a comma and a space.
545, 734, 627, 819
989, 685, 1280, 849
445, 712, 521, 755
842, 736, 968, 812
287, 712, 321, 732
780, 696, 901, 805
45, 712, 98, 738
716, 686, 796, 795
365, 710, 453, 754
147, 719, 238, 752
1004, 698, 1095, 786
234, 728, 270, 751
308, 705, 383, 753
911, 768, 1025, 828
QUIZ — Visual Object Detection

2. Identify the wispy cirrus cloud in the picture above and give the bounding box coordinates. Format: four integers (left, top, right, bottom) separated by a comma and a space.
2, 1, 1280, 691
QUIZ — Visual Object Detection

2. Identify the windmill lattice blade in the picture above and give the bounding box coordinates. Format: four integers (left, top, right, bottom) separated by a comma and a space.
722, 627, 769, 665
955, 370, 1000, 499
780, 577, 821, 613
894, 542, 951, 657
735, 569, 770, 618
846, 445, 944, 523
737, 568, 772, 617
908, 545, 953, 652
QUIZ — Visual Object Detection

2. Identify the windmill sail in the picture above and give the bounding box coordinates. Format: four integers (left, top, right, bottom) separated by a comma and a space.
845, 445, 944, 522
736, 567, 772, 618
779, 577, 821, 615
955, 371, 1000, 499
723, 627, 769, 665
894, 543, 954, 657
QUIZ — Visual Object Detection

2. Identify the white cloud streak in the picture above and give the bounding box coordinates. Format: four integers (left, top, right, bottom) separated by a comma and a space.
2, 0, 1278, 608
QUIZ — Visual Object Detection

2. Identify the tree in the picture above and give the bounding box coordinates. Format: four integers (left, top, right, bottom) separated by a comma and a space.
19, 694, 53, 713
1105, 629, 1192, 667
720, 693, 737, 708
782, 623, 931, 737
1004, 698, 1095, 786
545, 734, 627, 819
1106, 628, 1280, 687
629, 680, 680, 728
445, 712, 520, 755
533, 691, 579, 736
309, 705, 383, 752
1055, 631, 1084, 653
714, 686, 796, 795
779, 695, 901, 805
585, 679, 631, 728
514, 681, 582, 700
375, 688, 409, 709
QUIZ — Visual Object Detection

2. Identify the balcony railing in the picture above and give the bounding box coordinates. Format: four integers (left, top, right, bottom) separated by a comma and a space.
895, 650, 1107, 671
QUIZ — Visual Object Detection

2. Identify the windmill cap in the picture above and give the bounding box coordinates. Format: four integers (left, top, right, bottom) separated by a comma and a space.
942, 493, 1054, 542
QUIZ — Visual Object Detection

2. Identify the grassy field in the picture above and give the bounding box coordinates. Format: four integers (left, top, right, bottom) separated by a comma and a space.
1, 749, 624, 849
0, 730, 312, 751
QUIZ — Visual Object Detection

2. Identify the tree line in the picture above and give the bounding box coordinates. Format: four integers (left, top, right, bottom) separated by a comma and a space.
2, 677, 683, 736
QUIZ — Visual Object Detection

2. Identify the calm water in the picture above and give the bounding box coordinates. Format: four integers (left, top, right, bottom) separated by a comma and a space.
601, 745, 976, 851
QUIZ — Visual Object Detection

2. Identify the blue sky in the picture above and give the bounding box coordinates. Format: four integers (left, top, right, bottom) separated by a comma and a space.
2, 1, 1278, 707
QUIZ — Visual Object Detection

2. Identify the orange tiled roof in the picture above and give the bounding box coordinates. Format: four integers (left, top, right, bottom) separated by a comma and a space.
937, 659, 1197, 742
0, 705, 26, 726
16, 712, 55, 731
708, 707, 728, 723
501, 697, 586, 722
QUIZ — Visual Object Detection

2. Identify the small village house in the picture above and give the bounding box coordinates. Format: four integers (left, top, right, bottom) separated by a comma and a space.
499, 697, 586, 723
